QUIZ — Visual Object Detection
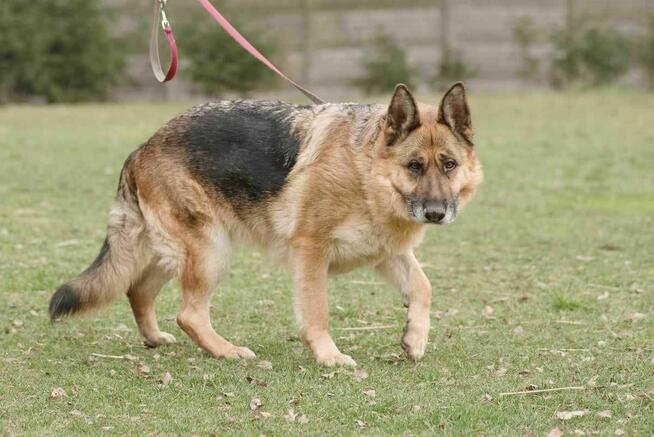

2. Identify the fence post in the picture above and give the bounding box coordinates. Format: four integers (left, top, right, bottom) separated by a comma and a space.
440, 0, 450, 57
299, 0, 311, 86
566, 0, 576, 29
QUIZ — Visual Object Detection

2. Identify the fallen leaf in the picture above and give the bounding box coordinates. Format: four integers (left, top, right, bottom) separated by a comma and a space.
363, 389, 376, 397
12, 319, 23, 328
556, 410, 589, 420
626, 312, 646, 322
482, 393, 493, 402
321, 371, 336, 379
246, 376, 268, 388
352, 369, 368, 382
160, 372, 173, 386
356, 419, 366, 428
512, 326, 525, 336
114, 323, 130, 332
482, 305, 494, 318
547, 427, 562, 437
493, 367, 507, 378
597, 410, 612, 419
49, 387, 67, 400
138, 364, 151, 375
257, 360, 273, 370
586, 375, 599, 387
249, 398, 262, 411
284, 409, 298, 422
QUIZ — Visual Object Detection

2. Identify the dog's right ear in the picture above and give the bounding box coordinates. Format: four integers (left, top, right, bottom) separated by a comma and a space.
384, 84, 421, 146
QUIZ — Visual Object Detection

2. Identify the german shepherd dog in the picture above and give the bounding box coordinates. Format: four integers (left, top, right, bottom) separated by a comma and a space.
49, 83, 482, 366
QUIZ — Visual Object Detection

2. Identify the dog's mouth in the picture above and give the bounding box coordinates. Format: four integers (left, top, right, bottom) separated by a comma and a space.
405, 197, 457, 225
390, 183, 457, 225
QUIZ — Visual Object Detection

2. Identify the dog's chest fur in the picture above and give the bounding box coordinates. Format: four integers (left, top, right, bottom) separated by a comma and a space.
165, 100, 422, 271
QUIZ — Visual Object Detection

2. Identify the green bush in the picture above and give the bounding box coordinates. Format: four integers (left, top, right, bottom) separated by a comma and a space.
637, 16, 654, 88
549, 20, 631, 88
353, 34, 415, 95
513, 17, 541, 82
179, 20, 276, 96
434, 49, 476, 89
0, 0, 124, 103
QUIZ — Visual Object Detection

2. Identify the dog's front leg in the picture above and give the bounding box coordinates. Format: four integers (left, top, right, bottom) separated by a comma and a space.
377, 252, 432, 361
291, 238, 356, 367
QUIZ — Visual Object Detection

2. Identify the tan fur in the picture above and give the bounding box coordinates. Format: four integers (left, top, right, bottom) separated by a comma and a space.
55, 84, 482, 366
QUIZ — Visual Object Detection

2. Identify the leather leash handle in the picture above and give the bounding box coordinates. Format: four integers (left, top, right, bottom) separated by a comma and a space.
150, 0, 178, 83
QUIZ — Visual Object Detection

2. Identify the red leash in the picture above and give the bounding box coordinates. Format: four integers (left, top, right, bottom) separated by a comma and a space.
150, 0, 325, 104
150, 0, 178, 82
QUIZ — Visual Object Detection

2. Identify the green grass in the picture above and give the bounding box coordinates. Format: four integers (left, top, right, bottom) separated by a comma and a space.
1, 91, 653, 435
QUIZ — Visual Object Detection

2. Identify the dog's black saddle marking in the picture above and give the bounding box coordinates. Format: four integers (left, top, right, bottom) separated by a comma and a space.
182, 101, 304, 202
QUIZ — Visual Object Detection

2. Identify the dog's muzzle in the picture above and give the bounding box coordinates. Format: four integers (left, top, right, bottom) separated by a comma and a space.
408, 199, 457, 225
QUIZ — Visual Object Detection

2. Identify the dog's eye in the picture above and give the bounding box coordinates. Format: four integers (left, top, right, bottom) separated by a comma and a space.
443, 160, 457, 172
407, 160, 423, 174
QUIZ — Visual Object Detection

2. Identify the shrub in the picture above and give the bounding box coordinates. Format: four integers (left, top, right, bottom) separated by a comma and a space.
180, 20, 277, 96
549, 20, 631, 88
513, 17, 541, 82
353, 34, 416, 95
0, 0, 125, 103
637, 16, 654, 88
434, 49, 476, 89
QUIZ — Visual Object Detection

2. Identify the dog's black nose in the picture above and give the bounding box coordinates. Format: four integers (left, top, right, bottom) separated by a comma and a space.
425, 210, 445, 223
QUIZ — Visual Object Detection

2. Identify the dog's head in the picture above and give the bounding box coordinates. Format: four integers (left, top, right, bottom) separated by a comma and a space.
372, 83, 482, 225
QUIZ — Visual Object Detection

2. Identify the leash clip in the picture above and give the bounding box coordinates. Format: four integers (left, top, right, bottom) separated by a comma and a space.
160, 10, 170, 29
158, 0, 170, 29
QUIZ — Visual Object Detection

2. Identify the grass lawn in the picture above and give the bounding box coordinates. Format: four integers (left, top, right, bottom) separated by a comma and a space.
0, 91, 653, 436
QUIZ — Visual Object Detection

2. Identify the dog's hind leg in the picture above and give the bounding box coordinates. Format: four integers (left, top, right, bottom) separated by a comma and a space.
175, 226, 256, 360
128, 261, 175, 348
376, 251, 432, 361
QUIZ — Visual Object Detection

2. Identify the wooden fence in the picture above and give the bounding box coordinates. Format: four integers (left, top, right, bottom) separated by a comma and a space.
107, 0, 654, 100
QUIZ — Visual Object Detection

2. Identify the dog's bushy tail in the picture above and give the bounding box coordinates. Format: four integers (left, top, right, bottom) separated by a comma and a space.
49, 152, 146, 321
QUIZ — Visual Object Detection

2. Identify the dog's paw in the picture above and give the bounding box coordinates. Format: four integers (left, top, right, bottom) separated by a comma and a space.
401, 323, 428, 361
143, 331, 177, 348
315, 351, 357, 367
222, 346, 257, 360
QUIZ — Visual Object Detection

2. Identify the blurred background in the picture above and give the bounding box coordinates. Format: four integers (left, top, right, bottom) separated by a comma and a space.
1, 0, 654, 103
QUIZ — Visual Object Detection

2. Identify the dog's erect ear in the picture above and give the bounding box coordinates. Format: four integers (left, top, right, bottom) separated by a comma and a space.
385, 84, 420, 145
438, 82, 473, 144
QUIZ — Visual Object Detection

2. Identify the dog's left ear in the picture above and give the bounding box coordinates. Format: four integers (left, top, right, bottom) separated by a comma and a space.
385, 84, 420, 145
438, 82, 473, 144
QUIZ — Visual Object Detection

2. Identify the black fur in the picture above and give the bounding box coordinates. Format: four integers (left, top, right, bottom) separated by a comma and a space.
49, 238, 109, 321
181, 102, 303, 201
49, 283, 81, 321
83, 238, 109, 274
